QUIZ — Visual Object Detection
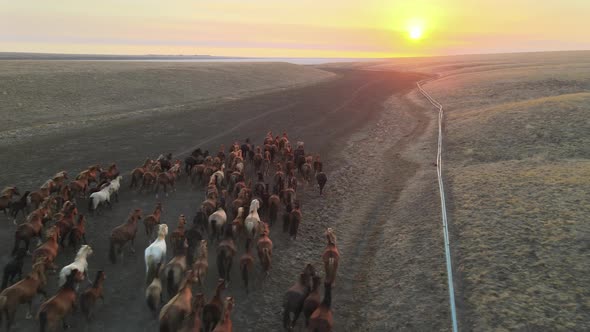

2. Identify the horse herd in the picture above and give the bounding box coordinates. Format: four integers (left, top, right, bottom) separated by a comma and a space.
0, 131, 337, 331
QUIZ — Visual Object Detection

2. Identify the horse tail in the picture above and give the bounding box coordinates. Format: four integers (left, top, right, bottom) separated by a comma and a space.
216, 249, 226, 279
263, 248, 271, 271
269, 202, 278, 225
39, 310, 48, 332
241, 260, 249, 290
109, 239, 117, 264
210, 218, 217, 240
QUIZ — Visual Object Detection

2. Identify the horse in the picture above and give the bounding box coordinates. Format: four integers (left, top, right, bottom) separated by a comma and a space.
257, 223, 273, 277
208, 207, 227, 242
32, 227, 61, 271
307, 283, 333, 332
170, 215, 187, 255
68, 177, 88, 200
192, 240, 208, 288
12, 202, 51, 254
144, 224, 168, 285
130, 158, 152, 189
28, 187, 52, 210
0, 258, 47, 329
155, 168, 177, 198
54, 202, 78, 248
164, 240, 188, 298
107, 175, 122, 202
0, 187, 20, 217
76, 165, 102, 185
68, 215, 88, 250
316, 163, 327, 195
88, 185, 111, 215
109, 208, 142, 263
202, 279, 226, 332
99, 163, 119, 182
231, 207, 246, 245
212, 297, 235, 332
140, 170, 158, 193
143, 202, 163, 242
186, 221, 205, 266
289, 202, 302, 240
303, 276, 322, 327
1, 249, 27, 290
80, 270, 106, 321
146, 263, 164, 318
268, 193, 280, 227
239, 239, 254, 294
281, 187, 296, 207
180, 293, 206, 332
217, 228, 236, 286
321, 228, 340, 287
38, 268, 81, 331
9, 191, 30, 224
159, 270, 196, 332
283, 264, 317, 331
244, 199, 261, 243
58, 245, 93, 288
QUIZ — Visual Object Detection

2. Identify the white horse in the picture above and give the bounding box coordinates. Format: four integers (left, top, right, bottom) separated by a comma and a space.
208, 207, 227, 241
107, 175, 122, 202
59, 245, 93, 288
144, 224, 168, 284
244, 199, 261, 241
88, 186, 111, 215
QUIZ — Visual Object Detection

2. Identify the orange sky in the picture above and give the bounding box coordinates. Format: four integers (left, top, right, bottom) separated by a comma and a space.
1, 0, 589, 57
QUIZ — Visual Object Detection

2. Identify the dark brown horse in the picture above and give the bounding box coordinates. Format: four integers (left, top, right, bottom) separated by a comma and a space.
68, 177, 88, 199
38, 268, 80, 331
216, 228, 236, 286
130, 158, 152, 189
12, 201, 52, 254
0, 187, 20, 217
0, 258, 47, 330
32, 226, 61, 271
99, 163, 119, 182
283, 264, 317, 331
180, 293, 206, 332
80, 270, 106, 321
68, 215, 88, 250
202, 279, 226, 332
268, 193, 280, 227
303, 275, 322, 327
239, 239, 254, 294
109, 209, 142, 263
143, 202, 163, 241
212, 297, 234, 332
289, 202, 302, 240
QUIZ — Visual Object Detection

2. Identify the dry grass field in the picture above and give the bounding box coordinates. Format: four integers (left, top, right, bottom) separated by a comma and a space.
381, 51, 590, 330
0, 61, 334, 144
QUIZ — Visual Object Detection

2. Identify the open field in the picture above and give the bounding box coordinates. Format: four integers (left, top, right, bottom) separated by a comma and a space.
387, 51, 590, 330
0, 62, 453, 331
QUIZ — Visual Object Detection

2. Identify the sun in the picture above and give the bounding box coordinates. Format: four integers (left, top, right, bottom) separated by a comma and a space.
408, 25, 423, 40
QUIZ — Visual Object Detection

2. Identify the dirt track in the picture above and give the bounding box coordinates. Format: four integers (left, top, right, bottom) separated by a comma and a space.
0, 68, 451, 331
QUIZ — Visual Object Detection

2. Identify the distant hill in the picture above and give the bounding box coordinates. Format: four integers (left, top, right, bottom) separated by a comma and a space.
0, 52, 244, 61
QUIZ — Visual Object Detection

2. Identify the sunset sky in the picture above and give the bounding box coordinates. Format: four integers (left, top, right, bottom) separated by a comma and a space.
1, 0, 589, 58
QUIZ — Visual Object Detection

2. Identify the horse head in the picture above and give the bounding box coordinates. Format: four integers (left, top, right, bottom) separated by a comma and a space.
77, 244, 93, 258
158, 224, 169, 237
249, 199, 260, 213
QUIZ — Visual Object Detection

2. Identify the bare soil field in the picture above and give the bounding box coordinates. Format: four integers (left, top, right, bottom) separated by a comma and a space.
388, 51, 590, 330
0, 63, 455, 331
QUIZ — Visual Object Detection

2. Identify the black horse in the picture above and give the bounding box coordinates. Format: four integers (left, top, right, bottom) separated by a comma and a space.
9, 191, 30, 221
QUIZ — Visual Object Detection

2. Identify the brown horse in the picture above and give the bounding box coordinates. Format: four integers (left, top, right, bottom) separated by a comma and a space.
191, 164, 206, 187
159, 270, 196, 332
217, 228, 236, 286
155, 168, 178, 197
50, 172, 68, 194
164, 239, 188, 298
130, 158, 153, 189
54, 202, 78, 248
257, 223, 273, 277
307, 283, 333, 332
303, 275, 322, 327
146, 263, 164, 317
80, 270, 106, 321
12, 202, 52, 254
192, 240, 208, 288
0, 187, 20, 216
0, 258, 47, 329
32, 227, 61, 270
68, 177, 88, 199
100, 163, 119, 182
76, 165, 101, 185
289, 202, 302, 240
202, 279, 226, 332
109, 209, 142, 263
140, 169, 159, 193
143, 202, 163, 241
283, 264, 317, 331
268, 193, 280, 227
322, 228, 340, 287
38, 268, 80, 331
28, 187, 51, 210
239, 239, 254, 294
68, 215, 88, 250
212, 297, 234, 332
170, 215, 187, 255
180, 293, 206, 332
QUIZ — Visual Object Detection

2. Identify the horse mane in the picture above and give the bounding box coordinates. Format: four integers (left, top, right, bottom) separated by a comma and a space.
76, 245, 91, 260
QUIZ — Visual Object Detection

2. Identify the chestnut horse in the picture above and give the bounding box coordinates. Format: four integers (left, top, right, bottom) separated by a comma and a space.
180, 293, 206, 332
0, 258, 47, 329
303, 275, 322, 327
164, 239, 188, 298
38, 268, 81, 331
12, 200, 52, 254
322, 228, 340, 287
68, 214, 88, 250
239, 239, 254, 294
80, 270, 106, 321
216, 227, 236, 286
307, 283, 333, 332
159, 270, 196, 332
212, 297, 234, 332
192, 240, 208, 288
202, 279, 226, 332
143, 202, 163, 241
257, 223, 273, 277
109, 209, 142, 263
0, 187, 20, 217
283, 264, 317, 331
32, 226, 61, 271
130, 158, 152, 189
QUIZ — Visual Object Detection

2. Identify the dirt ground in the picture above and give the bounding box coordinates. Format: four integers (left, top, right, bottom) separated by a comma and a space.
0, 68, 453, 331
